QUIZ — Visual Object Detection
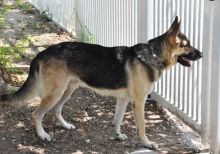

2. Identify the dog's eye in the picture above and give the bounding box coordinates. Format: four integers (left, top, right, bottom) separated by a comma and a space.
180, 44, 187, 48
180, 41, 190, 48
180, 44, 185, 48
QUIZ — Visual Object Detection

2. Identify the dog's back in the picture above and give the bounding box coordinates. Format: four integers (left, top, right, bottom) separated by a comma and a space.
0, 42, 133, 106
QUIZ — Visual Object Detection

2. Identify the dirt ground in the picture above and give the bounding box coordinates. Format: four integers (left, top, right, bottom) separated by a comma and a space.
0, 1, 209, 154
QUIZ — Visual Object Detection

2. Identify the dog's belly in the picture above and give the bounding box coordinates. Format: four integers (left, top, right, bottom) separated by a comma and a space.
78, 80, 129, 99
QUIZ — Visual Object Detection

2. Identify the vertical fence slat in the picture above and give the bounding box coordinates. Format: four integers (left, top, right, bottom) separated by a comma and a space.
198, 0, 204, 124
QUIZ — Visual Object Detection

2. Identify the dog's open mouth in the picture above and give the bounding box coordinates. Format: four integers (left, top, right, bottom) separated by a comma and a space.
177, 56, 191, 67
177, 49, 203, 67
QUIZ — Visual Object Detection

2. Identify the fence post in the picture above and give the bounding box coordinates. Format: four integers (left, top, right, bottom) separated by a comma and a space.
209, 0, 220, 152
202, 0, 220, 153
201, 0, 213, 145
136, 0, 153, 42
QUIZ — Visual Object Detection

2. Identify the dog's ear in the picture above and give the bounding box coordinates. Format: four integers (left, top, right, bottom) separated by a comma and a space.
169, 16, 178, 30
167, 16, 181, 45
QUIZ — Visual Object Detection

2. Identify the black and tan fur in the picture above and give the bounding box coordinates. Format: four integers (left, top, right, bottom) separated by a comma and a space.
0, 17, 202, 149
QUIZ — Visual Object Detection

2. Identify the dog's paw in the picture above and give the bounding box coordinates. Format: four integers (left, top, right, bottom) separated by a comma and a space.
115, 133, 128, 141
38, 132, 52, 142
63, 123, 76, 130
142, 141, 158, 150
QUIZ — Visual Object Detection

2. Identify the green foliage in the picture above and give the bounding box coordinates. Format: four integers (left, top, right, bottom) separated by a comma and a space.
0, 36, 37, 72
0, 3, 11, 29
75, 9, 95, 44
15, 0, 34, 13
83, 26, 95, 43
0, 47, 19, 72
3, 4, 13, 12
41, 7, 52, 22
16, 38, 30, 48
0, 17, 9, 29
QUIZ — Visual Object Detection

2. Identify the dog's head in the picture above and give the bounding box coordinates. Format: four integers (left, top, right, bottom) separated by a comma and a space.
164, 16, 203, 67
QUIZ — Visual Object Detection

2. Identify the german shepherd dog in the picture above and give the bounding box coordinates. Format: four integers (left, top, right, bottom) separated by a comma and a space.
0, 17, 202, 149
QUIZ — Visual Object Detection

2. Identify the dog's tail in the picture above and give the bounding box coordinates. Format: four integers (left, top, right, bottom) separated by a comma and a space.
0, 55, 41, 107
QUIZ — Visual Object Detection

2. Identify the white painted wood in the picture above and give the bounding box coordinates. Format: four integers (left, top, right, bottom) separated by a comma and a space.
153, 0, 204, 127
201, 0, 213, 146
29, 0, 76, 36
207, 0, 220, 153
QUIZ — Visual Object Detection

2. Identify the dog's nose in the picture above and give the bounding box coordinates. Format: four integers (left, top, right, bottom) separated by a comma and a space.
198, 52, 203, 58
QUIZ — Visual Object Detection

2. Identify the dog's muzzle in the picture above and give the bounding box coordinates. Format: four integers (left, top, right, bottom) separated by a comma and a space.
177, 47, 203, 67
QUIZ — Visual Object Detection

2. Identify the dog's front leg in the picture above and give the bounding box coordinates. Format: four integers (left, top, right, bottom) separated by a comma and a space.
113, 98, 129, 141
133, 98, 158, 150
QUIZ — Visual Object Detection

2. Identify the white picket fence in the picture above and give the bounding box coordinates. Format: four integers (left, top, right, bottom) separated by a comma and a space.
151, 0, 204, 132
29, 0, 76, 35
28, 0, 220, 153
75, 0, 139, 46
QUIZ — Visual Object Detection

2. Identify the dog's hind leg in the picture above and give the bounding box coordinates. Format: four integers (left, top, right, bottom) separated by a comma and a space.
32, 94, 64, 141
31, 60, 70, 141
52, 80, 79, 130
32, 85, 67, 141
113, 98, 129, 141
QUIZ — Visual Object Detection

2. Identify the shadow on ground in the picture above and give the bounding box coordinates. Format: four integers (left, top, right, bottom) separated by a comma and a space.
0, 88, 207, 154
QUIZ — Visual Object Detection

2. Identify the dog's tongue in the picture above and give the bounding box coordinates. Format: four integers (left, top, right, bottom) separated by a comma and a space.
182, 57, 191, 67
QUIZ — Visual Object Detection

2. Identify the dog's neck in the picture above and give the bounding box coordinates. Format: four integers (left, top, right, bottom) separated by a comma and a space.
146, 34, 175, 70
134, 43, 166, 71
146, 42, 162, 59
147, 33, 166, 56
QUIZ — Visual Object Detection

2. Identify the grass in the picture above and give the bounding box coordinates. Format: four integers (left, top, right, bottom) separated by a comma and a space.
0, 18, 9, 29
15, 0, 34, 14
0, 46, 20, 72
0, 3, 11, 29
0, 36, 37, 73
0, 0, 37, 72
